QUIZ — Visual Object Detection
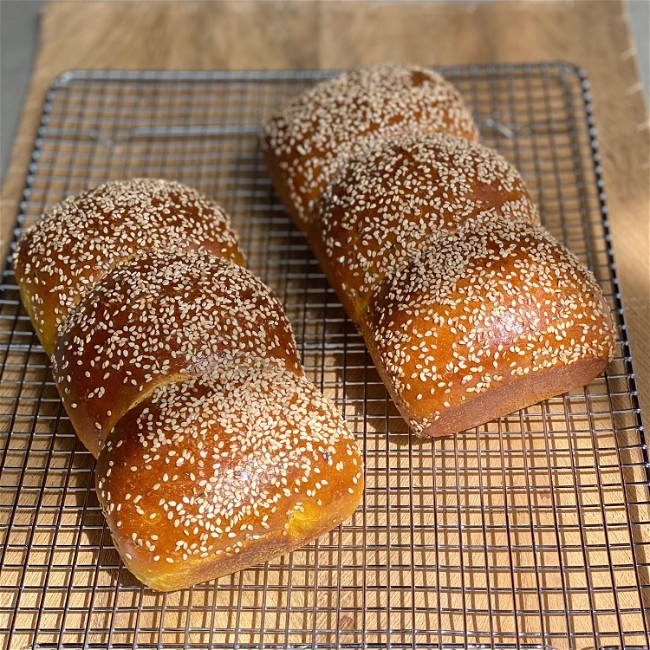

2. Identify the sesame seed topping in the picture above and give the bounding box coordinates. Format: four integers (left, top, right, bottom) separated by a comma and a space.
317, 132, 539, 317
364, 216, 616, 429
263, 64, 478, 224
95, 357, 364, 584
13, 178, 245, 355
52, 248, 301, 454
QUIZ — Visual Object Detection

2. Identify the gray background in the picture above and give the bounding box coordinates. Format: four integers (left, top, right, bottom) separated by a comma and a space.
1, 0, 649, 185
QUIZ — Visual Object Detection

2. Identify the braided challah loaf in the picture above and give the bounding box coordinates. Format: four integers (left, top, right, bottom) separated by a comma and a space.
14, 178, 363, 591
263, 64, 616, 438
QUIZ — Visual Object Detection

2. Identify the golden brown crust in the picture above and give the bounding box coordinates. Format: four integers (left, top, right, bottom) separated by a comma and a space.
53, 249, 302, 457
13, 178, 244, 355
264, 66, 616, 439
362, 218, 616, 435
417, 357, 609, 438
315, 133, 540, 319
262, 64, 478, 228
96, 358, 364, 592
14, 178, 364, 592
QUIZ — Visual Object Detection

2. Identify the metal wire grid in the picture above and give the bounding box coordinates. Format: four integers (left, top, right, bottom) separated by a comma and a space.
0, 63, 647, 650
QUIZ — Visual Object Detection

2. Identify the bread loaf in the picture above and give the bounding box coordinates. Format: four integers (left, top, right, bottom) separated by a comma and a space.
263, 64, 617, 438
13, 179, 364, 591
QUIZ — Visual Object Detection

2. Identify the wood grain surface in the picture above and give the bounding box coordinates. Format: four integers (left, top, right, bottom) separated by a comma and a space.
0, 2, 648, 647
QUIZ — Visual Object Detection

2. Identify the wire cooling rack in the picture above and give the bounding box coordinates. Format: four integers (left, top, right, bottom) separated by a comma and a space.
0, 64, 648, 650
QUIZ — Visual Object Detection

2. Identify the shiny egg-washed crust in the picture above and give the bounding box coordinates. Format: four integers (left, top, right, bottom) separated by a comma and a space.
314, 133, 540, 320
96, 357, 364, 592
262, 64, 478, 228
362, 217, 616, 438
53, 250, 302, 457
15, 178, 364, 591
14, 178, 244, 356
265, 66, 616, 438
